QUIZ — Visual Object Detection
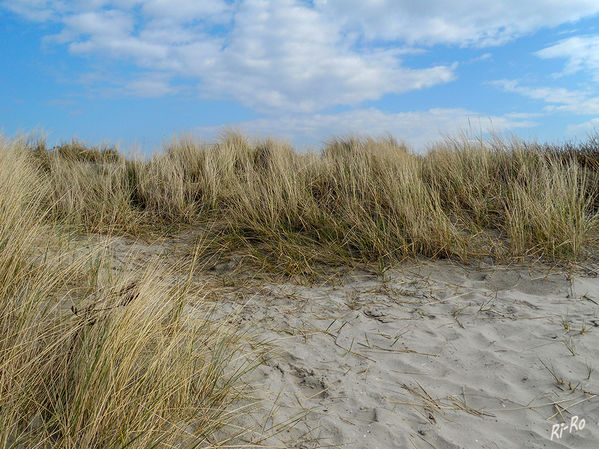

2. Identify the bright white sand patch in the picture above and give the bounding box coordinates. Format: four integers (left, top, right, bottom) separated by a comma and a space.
208, 260, 599, 448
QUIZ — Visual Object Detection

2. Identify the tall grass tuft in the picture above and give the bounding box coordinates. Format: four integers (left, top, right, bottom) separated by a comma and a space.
0, 138, 252, 448
2, 130, 599, 445
16, 131, 599, 267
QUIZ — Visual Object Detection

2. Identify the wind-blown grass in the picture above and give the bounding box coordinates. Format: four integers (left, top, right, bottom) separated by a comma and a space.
27, 131, 599, 272
2, 129, 599, 446
0, 138, 253, 448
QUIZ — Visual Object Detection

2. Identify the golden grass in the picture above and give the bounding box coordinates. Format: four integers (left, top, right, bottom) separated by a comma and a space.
26, 131, 599, 270
2, 130, 599, 446
0, 138, 255, 448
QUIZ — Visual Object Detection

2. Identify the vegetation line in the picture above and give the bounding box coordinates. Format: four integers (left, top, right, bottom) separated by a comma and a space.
29, 131, 599, 272
2, 129, 599, 447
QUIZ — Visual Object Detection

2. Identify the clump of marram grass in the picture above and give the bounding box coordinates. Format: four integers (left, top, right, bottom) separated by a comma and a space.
422, 135, 599, 260
33, 265, 251, 449
503, 156, 596, 259
43, 155, 143, 233
32, 137, 123, 165
20, 131, 599, 271
23, 136, 143, 234
3, 129, 599, 444
0, 138, 255, 448
316, 136, 465, 261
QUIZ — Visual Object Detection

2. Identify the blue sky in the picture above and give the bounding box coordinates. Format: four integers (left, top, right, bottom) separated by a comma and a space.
1, 0, 599, 152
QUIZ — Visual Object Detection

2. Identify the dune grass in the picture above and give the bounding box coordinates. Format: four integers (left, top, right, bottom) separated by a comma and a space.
2, 130, 599, 447
28, 131, 599, 270
0, 138, 255, 448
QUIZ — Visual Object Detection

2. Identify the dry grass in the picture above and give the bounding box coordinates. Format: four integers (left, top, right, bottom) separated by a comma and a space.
0, 138, 255, 448
24, 131, 599, 272
3, 130, 599, 447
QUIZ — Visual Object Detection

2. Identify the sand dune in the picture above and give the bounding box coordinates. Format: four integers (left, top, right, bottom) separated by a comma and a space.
101, 235, 599, 448
202, 259, 599, 448
5, 135, 599, 449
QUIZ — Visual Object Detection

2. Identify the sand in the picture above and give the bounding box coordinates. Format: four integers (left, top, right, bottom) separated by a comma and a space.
208, 260, 599, 449
106, 236, 599, 448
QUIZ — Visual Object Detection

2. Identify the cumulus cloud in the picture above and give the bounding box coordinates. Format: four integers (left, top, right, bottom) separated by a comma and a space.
5, 0, 598, 112
198, 0, 456, 112
141, 0, 232, 23
5, 0, 458, 111
3, 0, 593, 144
197, 107, 538, 151
1, 0, 57, 21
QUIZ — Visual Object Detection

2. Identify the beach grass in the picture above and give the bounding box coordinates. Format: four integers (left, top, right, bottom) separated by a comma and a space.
2, 130, 599, 447
0, 138, 253, 448
28, 131, 599, 269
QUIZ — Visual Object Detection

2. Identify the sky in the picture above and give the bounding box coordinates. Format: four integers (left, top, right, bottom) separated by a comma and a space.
1, 1, 599, 153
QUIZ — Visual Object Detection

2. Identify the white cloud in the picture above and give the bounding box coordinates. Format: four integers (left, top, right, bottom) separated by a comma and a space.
567, 117, 599, 137
6, 0, 599, 114
197, 0, 455, 112
491, 34, 599, 123
9, 0, 599, 47
64, 10, 134, 37
493, 79, 599, 114
537, 35, 599, 81
196, 107, 538, 151
141, 0, 232, 23
4, 0, 458, 113
314, 0, 599, 46
1, 0, 57, 21
4, 0, 597, 139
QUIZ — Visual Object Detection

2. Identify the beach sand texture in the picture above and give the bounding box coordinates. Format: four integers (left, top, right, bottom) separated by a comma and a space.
199, 259, 599, 448
79, 228, 599, 449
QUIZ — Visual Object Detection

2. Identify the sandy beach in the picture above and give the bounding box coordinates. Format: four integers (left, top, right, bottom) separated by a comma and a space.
4, 133, 599, 448
108, 236, 599, 448
6, 3, 599, 448
210, 259, 599, 448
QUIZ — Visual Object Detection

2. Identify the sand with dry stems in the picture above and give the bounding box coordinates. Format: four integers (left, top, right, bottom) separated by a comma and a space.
4, 132, 599, 448
105, 233, 599, 448
200, 259, 599, 448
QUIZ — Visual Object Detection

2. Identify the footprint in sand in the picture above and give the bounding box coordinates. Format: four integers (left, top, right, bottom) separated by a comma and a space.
291, 365, 329, 399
